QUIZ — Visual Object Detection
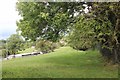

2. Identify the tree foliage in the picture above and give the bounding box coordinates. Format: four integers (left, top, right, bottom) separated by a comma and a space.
68, 15, 96, 50
68, 2, 120, 63
16, 2, 83, 41
0, 39, 6, 49
90, 3, 120, 63
6, 34, 24, 55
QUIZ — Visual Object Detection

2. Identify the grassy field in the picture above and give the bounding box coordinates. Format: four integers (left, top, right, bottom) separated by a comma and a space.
2, 47, 118, 78
18, 48, 36, 54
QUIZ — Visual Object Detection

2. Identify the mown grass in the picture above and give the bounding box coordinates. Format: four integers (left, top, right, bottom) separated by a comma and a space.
2, 47, 118, 78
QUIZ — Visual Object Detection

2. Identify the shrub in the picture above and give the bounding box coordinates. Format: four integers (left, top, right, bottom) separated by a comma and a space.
35, 40, 58, 53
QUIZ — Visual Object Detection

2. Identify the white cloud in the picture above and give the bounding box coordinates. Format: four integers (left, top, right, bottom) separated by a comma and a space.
0, 0, 21, 39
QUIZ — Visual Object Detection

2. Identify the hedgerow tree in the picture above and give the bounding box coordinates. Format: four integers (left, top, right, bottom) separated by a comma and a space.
90, 2, 120, 64
69, 2, 120, 63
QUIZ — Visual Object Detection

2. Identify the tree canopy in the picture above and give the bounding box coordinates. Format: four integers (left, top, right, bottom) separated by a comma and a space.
16, 2, 84, 41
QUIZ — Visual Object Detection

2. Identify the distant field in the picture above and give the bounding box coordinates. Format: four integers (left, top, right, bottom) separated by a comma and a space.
2, 47, 118, 78
18, 48, 36, 54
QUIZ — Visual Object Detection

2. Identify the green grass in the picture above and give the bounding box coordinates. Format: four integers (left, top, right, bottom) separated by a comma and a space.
18, 48, 35, 54
2, 47, 118, 78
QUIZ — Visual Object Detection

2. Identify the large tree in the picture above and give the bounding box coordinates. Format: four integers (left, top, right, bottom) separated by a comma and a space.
69, 2, 120, 63
89, 2, 120, 63
16, 2, 84, 41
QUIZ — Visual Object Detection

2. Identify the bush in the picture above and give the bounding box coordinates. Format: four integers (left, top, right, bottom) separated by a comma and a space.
69, 38, 93, 51
35, 40, 59, 53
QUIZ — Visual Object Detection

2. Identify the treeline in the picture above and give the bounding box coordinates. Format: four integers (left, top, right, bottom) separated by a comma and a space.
16, 2, 120, 64
0, 34, 27, 58
0, 34, 66, 58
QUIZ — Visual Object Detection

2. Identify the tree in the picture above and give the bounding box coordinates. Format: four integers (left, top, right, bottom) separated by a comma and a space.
69, 2, 120, 63
90, 2, 120, 64
68, 2, 120, 63
6, 34, 24, 55
68, 15, 96, 50
16, 2, 84, 41
0, 39, 6, 49
0, 39, 7, 58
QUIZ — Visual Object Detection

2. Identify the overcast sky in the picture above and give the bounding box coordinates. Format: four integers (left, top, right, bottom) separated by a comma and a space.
0, 0, 21, 40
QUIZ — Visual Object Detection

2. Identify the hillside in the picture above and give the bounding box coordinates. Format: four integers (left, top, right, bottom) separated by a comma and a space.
2, 47, 118, 78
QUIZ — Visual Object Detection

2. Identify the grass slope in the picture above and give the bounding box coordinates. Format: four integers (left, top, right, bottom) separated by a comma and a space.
2, 47, 118, 78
